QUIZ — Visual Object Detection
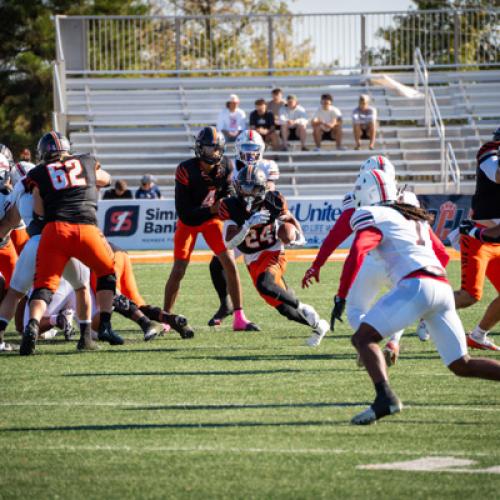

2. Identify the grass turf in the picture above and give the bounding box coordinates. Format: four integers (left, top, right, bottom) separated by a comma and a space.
1, 260, 500, 499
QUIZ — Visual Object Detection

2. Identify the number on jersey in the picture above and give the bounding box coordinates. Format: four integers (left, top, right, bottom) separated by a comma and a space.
245, 224, 276, 249
46, 159, 87, 190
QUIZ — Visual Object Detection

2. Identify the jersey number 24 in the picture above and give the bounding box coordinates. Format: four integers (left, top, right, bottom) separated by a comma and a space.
46, 159, 87, 190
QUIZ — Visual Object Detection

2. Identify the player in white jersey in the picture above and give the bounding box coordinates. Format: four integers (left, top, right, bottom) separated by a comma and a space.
208, 130, 281, 326
337, 169, 500, 425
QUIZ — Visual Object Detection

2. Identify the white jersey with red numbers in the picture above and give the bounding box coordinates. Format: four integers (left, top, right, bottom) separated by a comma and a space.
350, 205, 444, 284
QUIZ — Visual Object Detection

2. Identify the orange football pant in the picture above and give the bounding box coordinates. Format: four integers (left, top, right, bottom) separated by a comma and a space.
34, 221, 115, 292
247, 250, 287, 307
0, 239, 18, 287
174, 218, 226, 261
11, 227, 29, 254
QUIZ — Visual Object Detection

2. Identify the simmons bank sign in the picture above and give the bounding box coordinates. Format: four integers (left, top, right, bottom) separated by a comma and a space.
97, 195, 472, 251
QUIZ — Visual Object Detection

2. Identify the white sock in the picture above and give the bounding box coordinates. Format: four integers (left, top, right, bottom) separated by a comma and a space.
471, 325, 488, 341
389, 330, 404, 345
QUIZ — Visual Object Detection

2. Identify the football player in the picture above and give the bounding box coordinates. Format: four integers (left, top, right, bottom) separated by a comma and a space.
301, 156, 430, 357
454, 128, 500, 351
165, 126, 258, 331
337, 169, 500, 425
208, 130, 280, 326
20, 131, 121, 355
219, 165, 329, 343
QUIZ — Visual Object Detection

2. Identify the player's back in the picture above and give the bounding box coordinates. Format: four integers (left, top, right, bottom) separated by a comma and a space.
27, 153, 99, 225
351, 205, 443, 283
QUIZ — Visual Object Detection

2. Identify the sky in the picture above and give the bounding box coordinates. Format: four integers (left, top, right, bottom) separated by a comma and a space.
287, 0, 414, 14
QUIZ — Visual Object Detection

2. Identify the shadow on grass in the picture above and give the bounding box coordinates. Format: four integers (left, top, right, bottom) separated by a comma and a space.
124, 401, 370, 412
63, 368, 308, 377
180, 354, 354, 362
56, 347, 180, 356
1, 419, 351, 433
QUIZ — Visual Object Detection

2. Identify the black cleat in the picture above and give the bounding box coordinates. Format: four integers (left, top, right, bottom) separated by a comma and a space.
243, 322, 261, 332
208, 305, 233, 327
77, 335, 99, 351
164, 314, 194, 339
20, 323, 38, 356
97, 323, 124, 345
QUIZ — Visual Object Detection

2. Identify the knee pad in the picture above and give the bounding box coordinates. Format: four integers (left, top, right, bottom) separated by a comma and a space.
139, 304, 162, 322
96, 273, 116, 292
113, 294, 138, 319
30, 287, 54, 305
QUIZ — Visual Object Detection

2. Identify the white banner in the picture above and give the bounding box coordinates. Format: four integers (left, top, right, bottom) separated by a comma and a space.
97, 197, 347, 250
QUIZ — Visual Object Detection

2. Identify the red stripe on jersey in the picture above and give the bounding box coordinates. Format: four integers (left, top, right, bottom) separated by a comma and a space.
371, 169, 387, 202
175, 166, 189, 186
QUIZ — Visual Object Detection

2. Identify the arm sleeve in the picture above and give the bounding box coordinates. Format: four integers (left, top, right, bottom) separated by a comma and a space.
337, 227, 383, 299
429, 228, 450, 268
312, 208, 355, 269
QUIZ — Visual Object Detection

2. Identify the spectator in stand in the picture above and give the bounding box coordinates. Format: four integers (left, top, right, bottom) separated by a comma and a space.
280, 94, 309, 151
19, 148, 32, 162
103, 179, 133, 200
249, 99, 281, 150
310, 93, 344, 151
267, 88, 286, 131
352, 94, 378, 150
216, 94, 246, 142
135, 174, 162, 199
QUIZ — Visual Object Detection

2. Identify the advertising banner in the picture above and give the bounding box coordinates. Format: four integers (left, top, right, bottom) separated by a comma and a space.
97, 194, 473, 250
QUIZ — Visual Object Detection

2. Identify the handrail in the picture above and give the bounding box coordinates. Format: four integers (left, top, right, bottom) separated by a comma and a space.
53, 16, 67, 135
413, 48, 430, 130
445, 142, 461, 193
55, 15, 65, 63
427, 87, 446, 185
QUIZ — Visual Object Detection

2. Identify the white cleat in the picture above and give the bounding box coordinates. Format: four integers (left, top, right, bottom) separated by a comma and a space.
144, 325, 159, 342
416, 320, 430, 342
0, 341, 13, 352
298, 302, 320, 328
306, 319, 329, 347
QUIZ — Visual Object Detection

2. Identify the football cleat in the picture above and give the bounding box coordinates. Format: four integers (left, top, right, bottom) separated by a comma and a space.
77, 334, 99, 351
144, 324, 158, 342
416, 320, 430, 342
351, 398, 403, 425
306, 319, 329, 347
0, 341, 13, 352
467, 334, 500, 351
233, 319, 261, 332
164, 314, 194, 339
383, 341, 400, 367
298, 302, 320, 328
208, 305, 233, 327
20, 322, 38, 356
97, 323, 124, 345
57, 309, 76, 341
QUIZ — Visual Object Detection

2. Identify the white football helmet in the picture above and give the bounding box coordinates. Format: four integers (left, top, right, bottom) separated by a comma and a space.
360, 155, 396, 181
398, 190, 420, 208
235, 130, 265, 166
353, 169, 397, 207
10, 161, 35, 185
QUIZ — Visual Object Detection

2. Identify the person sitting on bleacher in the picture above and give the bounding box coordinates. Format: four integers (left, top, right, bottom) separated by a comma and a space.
280, 95, 308, 151
135, 174, 162, 199
352, 94, 377, 150
249, 99, 281, 151
216, 94, 247, 143
103, 179, 133, 200
311, 93, 344, 151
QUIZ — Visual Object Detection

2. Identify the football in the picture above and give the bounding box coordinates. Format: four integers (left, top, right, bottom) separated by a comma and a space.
277, 222, 297, 244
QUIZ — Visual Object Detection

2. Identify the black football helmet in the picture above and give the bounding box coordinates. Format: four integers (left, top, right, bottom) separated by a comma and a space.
194, 127, 225, 165
235, 165, 268, 212
37, 131, 71, 161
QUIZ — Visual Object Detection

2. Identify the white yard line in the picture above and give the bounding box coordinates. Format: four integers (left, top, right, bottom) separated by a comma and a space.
0, 444, 495, 458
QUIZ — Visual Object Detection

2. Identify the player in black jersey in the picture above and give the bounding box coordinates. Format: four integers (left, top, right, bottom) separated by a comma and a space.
164, 126, 259, 331
219, 165, 329, 344
455, 127, 500, 351
20, 131, 121, 355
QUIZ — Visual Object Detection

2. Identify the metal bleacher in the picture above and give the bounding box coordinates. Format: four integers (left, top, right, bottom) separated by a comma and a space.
65, 69, 500, 197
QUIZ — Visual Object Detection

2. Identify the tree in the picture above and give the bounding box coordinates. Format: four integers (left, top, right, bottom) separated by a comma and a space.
0, 0, 147, 156
367, 0, 498, 68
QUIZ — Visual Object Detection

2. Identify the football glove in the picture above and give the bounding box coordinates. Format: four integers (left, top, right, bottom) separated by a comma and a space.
330, 295, 346, 332
302, 266, 320, 288
247, 209, 270, 227
288, 231, 306, 247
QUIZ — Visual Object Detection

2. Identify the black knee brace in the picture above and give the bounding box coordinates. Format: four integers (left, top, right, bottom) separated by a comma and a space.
256, 272, 299, 308
139, 304, 163, 322
30, 287, 54, 305
276, 303, 309, 326
113, 294, 139, 319
96, 273, 117, 292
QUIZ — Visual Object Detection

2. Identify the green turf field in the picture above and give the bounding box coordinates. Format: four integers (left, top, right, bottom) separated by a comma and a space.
1, 260, 499, 499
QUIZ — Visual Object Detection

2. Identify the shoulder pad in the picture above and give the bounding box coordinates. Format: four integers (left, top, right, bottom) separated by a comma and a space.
264, 190, 286, 218
350, 208, 377, 232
